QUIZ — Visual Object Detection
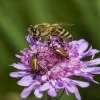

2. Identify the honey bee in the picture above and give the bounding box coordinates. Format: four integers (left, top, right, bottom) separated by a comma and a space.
30, 54, 38, 72
28, 22, 74, 45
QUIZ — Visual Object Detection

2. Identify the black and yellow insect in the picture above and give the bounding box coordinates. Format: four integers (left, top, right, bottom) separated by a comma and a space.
28, 22, 74, 45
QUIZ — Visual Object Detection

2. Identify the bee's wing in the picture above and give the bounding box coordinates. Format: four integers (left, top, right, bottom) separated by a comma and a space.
51, 22, 75, 26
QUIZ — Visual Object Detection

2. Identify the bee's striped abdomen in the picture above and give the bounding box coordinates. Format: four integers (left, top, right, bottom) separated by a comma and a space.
57, 28, 73, 42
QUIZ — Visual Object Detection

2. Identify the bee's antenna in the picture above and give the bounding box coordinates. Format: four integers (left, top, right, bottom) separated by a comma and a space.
55, 89, 65, 100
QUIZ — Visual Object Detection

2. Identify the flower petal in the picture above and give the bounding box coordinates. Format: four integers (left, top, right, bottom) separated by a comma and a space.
26, 35, 35, 45
40, 82, 50, 91
41, 75, 48, 81
50, 79, 56, 86
79, 74, 99, 84
91, 49, 99, 59
88, 58, 100, 66
77, 39, 85, 44
78, 40, 88, 53
17, 76, 34, 86
64, 84, 74, 93
48, 85, 57, 97
72, 80, 90, 88
73, 86, 81, 100
20, 75, 33, 80
82, 67, 96, 72
9, 71, 28, 78
20, 85, 33, 98
65, 88, 69, 95
91, 67, 100, 74
15, 54, 21, 59
55, 81, 64, 89
34, 88, 43, 98
82, 46, 92, 57
11, 63, 27, 70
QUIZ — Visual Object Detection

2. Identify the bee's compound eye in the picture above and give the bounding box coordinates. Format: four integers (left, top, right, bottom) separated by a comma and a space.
32, 28, 36, 33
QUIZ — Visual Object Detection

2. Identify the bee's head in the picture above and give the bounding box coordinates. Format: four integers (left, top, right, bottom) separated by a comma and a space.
28, 25, 40, 39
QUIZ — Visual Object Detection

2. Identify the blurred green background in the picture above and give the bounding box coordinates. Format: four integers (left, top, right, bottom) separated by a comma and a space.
0, 0, 100, 100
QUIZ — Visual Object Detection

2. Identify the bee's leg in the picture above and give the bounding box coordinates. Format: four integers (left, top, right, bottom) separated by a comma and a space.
61, 42, 64, 47
47, 41, 50, 47
34, 37, 38, 42
59, 37, 64, 47
45, 36, 50, 47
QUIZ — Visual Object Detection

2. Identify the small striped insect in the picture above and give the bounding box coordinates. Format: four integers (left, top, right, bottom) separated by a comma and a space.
28, 22, 74, 45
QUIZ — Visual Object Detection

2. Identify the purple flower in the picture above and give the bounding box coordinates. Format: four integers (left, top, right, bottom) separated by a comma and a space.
10, 35, 100, 100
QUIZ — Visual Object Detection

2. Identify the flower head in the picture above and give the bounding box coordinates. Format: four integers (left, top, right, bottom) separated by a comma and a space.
10, 35, 100, 100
